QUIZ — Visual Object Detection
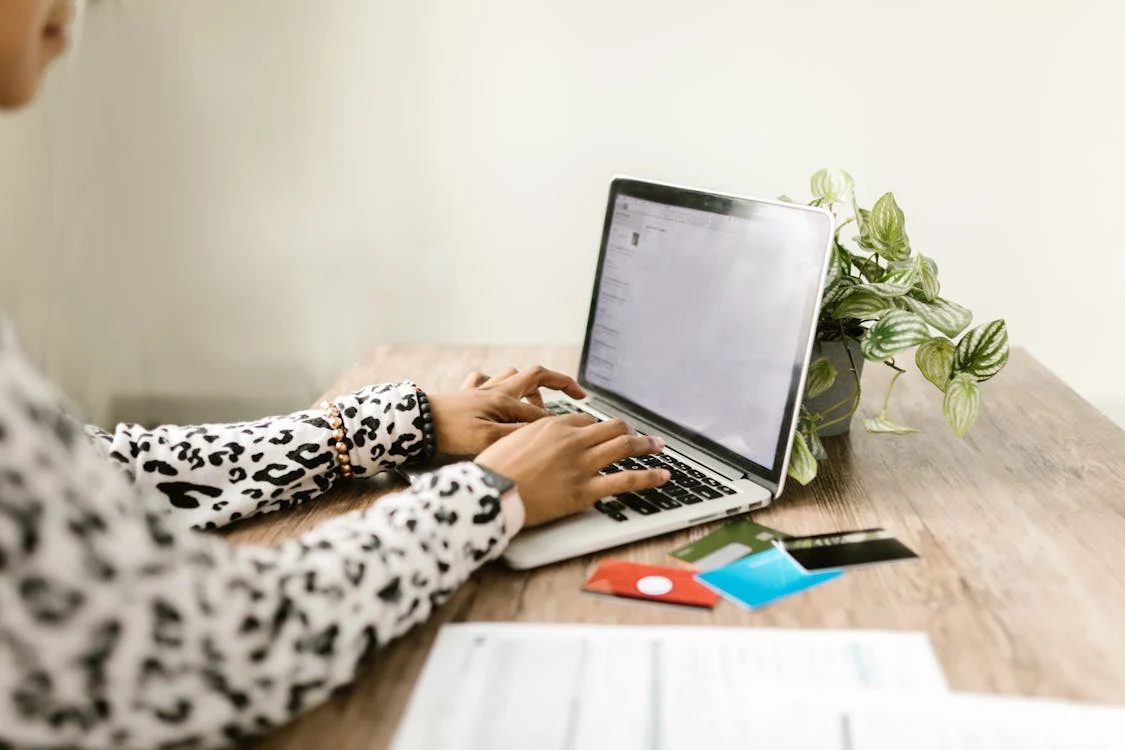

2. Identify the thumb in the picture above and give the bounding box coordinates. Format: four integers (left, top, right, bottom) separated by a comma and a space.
494, 396, 550, 424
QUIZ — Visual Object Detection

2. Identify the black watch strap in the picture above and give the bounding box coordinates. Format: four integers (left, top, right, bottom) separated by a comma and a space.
474, 463, 516, 495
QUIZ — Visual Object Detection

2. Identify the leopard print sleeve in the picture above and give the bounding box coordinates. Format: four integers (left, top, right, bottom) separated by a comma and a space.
0, 321, 512, 749
83, 383, 430, 530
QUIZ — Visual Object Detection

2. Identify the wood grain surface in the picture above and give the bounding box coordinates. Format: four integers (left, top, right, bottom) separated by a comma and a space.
223, 346, 1125, 750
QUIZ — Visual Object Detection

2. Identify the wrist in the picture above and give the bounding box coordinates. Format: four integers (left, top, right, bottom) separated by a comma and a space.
412, 387, 438, 464
475, 461, 523, 536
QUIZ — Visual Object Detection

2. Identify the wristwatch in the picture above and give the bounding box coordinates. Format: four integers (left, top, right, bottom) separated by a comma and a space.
475, 463, 516, 495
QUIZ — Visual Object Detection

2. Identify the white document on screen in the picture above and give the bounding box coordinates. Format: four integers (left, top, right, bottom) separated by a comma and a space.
388, 623, 950, 750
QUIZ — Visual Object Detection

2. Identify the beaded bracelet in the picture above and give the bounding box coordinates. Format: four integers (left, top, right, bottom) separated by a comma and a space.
415, 387, 438, 463
320, 400, 353, 480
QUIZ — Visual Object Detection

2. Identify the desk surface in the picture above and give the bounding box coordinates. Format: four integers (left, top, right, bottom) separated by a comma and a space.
228, 346, 1125, 750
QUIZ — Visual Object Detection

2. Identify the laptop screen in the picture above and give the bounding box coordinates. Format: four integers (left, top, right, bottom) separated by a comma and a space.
579, 179, 833, 488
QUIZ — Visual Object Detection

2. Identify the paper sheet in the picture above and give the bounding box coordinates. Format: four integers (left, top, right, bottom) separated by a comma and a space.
389, 623, 949, 750
736, 692, 1125, 750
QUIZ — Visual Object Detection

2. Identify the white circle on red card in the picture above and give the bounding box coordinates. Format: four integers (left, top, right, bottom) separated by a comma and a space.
636, 575, 674, 596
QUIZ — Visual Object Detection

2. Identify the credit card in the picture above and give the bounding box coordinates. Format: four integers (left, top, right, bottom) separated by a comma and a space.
583, 559, 720, 608
668, 519, 790, 571
694, 547, 841, 610
778, 528, 919, 572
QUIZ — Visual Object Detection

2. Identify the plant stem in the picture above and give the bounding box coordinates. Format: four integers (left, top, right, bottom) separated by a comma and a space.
879, 368, 906, 418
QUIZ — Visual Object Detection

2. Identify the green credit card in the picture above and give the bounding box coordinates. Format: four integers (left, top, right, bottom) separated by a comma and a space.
668, 519, 791, 571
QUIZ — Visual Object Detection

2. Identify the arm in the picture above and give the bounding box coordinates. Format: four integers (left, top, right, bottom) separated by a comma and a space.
0, 329, 516, 749
83, 383, 428, 530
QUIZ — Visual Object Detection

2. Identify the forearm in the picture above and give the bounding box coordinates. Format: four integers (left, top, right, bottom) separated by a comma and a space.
84, 382, 428, 529
0, 463, 510, 749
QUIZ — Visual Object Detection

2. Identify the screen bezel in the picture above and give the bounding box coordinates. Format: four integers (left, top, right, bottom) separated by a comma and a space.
577, 177, 834, 494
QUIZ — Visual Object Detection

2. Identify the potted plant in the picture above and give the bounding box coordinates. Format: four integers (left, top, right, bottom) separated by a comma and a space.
785, 168, 1010, 485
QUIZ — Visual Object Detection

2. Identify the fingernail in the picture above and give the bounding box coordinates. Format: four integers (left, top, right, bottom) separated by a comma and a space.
660, 469, 671, 481
652, 437, 665, 452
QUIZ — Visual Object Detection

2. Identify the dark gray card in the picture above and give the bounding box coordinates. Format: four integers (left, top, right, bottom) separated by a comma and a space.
778, 528, 918, 572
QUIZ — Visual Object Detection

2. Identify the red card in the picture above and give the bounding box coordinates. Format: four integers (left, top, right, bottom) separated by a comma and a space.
583, 559, 720, 608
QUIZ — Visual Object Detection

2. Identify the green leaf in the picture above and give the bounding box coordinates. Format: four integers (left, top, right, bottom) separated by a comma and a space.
955, 319, 1010, 382
917, 255, 940, 301
862, 416, 922, 435
943, 372, 981, 437
831, 289, 896, 321
810, 168, 855, 203
857, 192, 911, 261
860, 310, 931, 361
822, 243, 844, 299
900, 295, 973, 338
916, 337, 956, 391
805, 357, 838, 398
807, 427, 827, 461
822, 276, 858, 308
786, 430, 818, 486
854, 255, 922, 297
778, 195, 797, 203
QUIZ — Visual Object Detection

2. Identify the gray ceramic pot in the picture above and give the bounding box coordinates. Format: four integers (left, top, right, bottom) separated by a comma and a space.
803, 337, 865, 437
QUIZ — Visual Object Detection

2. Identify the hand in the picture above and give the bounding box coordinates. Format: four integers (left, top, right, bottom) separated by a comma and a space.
429, 366, 587, 456
475, 414, 670, 527
459, 365, 586, 408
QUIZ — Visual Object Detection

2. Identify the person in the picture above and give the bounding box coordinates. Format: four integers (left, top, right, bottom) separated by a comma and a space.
0, 2, 671, 747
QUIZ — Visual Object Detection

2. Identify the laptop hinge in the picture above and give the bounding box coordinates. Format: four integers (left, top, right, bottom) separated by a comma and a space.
586, 395, 746, 483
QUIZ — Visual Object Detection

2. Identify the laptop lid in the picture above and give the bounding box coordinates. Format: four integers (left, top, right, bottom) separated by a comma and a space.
577, 178, 834, 497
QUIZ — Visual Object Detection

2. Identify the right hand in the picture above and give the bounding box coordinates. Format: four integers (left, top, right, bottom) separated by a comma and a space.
475, 414, 670, 527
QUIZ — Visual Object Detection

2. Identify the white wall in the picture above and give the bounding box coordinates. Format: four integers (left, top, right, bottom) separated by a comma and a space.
2, 0, 1123, 425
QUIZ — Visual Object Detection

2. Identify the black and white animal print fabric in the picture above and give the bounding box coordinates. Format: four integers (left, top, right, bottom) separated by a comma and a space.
0, 317, 513, 749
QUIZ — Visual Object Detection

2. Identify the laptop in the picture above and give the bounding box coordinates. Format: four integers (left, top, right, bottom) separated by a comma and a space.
500, 178, 834, 568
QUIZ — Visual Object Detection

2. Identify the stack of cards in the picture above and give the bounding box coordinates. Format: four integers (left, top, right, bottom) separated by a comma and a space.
582, 519, 919, 612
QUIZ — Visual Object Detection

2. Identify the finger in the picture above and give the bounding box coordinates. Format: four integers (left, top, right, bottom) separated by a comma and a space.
587, 468, 671, 500
586, 433, 665, 470
525, 391, 546, 409
487, 367, 519, 385
572, 418, 633, 447
556, 412, 598, 428
505, 366, 586, 400
461, 371, 489, 390
492, 396, 551, 424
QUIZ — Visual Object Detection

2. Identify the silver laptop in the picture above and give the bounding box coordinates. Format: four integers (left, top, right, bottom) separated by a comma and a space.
500, 178, 834, 569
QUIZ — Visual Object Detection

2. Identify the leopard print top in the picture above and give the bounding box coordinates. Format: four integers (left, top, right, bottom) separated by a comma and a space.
0, 319, 513, 749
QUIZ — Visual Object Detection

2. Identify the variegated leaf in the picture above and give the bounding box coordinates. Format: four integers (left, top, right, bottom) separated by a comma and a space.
857, 192, 911, 261
855, 255, 922, 297
955, 319, 1009, 382
810, 168, 855, 203
822, 276, 858, 308
832, 289, 896, 321
862, 416, 922, 435
807, 427, 828, 461
918, 255, 940, 301
786, 430, 818, 485
900, 295, 973, 338
822, 243, 844, 299
805, 357, 838, 398
893, 255, 940, 301
915, 337, 956, 391
943, 372, 981, 437
860, 310, 931, 361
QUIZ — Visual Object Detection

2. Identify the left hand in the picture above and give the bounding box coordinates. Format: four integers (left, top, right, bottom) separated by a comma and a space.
428, 366, 587, 456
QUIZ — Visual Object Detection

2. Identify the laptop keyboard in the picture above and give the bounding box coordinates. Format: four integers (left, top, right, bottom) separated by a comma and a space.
545, 401, 739, 523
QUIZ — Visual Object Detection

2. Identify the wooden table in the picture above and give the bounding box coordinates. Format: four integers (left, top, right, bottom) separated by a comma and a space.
226, 346, 1125, 750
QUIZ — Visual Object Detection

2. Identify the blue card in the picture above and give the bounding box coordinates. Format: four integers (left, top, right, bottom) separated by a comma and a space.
694, 547, 842, 609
